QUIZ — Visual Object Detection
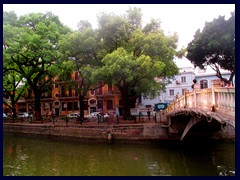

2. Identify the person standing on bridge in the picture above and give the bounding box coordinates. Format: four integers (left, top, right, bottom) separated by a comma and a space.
191, 79, 197, 91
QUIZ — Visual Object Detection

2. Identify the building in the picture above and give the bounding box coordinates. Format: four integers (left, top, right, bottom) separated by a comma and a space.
195, 71, 232, 89
141, 66, 232, 108
141, 67, 195, 107
11, 71, 122, 117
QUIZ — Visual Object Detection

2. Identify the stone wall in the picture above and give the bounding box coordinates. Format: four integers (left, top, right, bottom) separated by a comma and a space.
3, 124, 170, 144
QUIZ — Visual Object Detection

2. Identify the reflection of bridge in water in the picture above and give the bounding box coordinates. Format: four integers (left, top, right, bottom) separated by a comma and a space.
160, 80, 235, 141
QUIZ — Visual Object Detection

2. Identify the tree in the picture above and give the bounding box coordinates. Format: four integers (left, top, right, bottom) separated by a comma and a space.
58, 23, 103, 120
186, 11, 235, 84
3, 11, 71, 118
101, 48, 165, 118
97, 8, 179, 119
3, 71, 28, 117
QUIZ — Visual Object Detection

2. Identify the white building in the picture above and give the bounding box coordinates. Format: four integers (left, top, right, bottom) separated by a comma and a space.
141, 67, 195, 107
195, 69, 232, 88
141, 66, 232, 108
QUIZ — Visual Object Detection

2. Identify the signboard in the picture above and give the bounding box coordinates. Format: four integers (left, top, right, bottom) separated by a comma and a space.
154, 103, 169, 111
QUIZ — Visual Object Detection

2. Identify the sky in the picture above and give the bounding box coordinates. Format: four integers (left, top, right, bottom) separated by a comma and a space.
3, 4, 235, 69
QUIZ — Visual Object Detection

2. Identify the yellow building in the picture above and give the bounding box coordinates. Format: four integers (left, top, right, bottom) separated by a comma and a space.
22, 71, 123, 117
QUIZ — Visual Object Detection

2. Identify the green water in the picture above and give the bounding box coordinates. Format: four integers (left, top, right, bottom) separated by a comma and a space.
3, 133, 235, 176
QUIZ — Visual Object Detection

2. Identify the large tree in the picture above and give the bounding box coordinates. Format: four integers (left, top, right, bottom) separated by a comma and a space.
58, 21, 103, 120
97, 8, 179, 119
186, 11, 235, 84
3, 11, 71, 118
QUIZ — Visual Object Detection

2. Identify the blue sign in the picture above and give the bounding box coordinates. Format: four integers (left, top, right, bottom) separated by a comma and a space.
154, 103, 169, 111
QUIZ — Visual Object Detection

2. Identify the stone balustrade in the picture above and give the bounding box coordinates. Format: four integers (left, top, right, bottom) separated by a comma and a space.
165, 80, 235, 118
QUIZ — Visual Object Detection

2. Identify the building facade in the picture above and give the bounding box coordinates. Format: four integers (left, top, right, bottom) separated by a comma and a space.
9, 71, 122, 117
141, 67, 232, 108
141, 67, 195, 107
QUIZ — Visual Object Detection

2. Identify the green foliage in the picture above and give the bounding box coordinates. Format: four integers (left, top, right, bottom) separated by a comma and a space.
101, 47, 165, 95
96, 8, 179, 118
3, 11, 71, 117
187, 11, 235, 83
3, 7, 180, 119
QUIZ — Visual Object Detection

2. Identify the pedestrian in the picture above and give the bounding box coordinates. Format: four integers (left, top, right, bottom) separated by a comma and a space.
147, 109, 150, 121
51, 110, 55, 124
152, 109, 156, 123
97, 113, 101, 124
191, 79, 197, 91
51, 111, 55, 122
80, 116, 83, 125
55, 111, 58, 122
114, 111, 119, 124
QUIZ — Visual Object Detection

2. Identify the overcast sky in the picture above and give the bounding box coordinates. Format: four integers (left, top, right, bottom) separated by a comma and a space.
3, 4, 235, 69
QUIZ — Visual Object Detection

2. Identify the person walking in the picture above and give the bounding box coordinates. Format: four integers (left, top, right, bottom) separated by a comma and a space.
51, 110, 55, 124
97, 113, 101, 124
147, 109, 151, 121
152, 109, 156, 123
114, 111, 119, 124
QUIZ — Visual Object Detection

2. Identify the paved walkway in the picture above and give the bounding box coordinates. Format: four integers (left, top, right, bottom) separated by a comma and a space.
3, 116, 159, 127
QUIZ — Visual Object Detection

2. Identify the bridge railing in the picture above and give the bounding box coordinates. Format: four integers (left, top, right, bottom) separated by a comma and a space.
165, 80, 235, 118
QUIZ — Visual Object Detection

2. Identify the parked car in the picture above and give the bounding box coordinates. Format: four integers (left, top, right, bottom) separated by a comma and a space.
3, 113, 7, 118
28, 113, 33, 118
17, 112, 29, 118
67, 113, 80, 118
86, 112, 109, 120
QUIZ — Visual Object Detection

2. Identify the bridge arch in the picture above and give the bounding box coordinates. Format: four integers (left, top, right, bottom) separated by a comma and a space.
164, 108, 232, 141
162, 81, 235, 141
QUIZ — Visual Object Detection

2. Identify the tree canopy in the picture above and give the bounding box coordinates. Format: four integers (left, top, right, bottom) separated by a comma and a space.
96, 9, 179, 118
186, 11, 235, 84
3, 8, 181, 119
3, 11, 71, 118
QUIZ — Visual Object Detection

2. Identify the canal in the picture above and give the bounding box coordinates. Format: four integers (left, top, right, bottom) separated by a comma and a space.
3, 133, 235, 176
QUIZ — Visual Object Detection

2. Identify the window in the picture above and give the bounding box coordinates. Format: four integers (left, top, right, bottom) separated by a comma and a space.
181, 76, 186, 83
200, 80, 208, 89
108, 83, 112, 94
97, 100, 103, 110
89, 99, 96, 104
62, 102, 65, 111
67, 102, 72, 111
61, 86, 67, 97
98, 82, 103, 95
107, 100, 113, 110
84, 101, 88, 110
69, 87, 72, 97
169, 89, 174, 96
74, 102, 78, 110
90, 90, 95, 96
75, 85, 78, 96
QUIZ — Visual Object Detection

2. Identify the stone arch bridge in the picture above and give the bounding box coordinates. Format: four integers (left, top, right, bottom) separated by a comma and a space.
160, 80, 235, 141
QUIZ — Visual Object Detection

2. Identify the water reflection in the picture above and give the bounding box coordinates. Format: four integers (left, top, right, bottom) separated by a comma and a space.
3, 134, 235, 176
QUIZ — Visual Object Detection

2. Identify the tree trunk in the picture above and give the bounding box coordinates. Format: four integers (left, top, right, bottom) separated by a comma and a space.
121, 92, 130, 120
33, 88, 42, 119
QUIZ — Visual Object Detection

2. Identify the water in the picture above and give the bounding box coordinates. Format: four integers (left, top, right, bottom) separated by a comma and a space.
3, 133, 235, 176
